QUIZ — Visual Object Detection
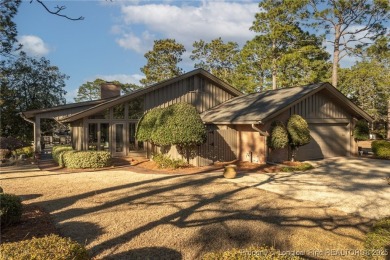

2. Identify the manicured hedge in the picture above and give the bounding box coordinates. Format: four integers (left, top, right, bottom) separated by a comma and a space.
371, 140, 390, 159
52, 145, 73, 167
63, 151, 112, 169
152, 153, 187, 169
52, 145, 111, 168
0, 234, 90, 260
0, 193, 22, 227
287, 114, 310, 148
13, 146, 34, 158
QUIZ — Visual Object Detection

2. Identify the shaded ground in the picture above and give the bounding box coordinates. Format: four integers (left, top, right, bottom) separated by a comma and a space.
1, 204, 58, 243
1, 165, 374, 259
227, 157, 390, 220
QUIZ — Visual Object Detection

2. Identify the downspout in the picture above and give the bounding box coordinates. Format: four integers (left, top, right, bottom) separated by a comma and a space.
251, 121, 271, 163
19, 112, 35, 124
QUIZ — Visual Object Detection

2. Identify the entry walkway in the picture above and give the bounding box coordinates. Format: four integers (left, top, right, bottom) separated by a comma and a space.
227, 157, 390, 219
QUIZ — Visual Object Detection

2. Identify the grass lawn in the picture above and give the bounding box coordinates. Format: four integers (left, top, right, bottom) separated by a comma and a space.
0, 166, 374, 259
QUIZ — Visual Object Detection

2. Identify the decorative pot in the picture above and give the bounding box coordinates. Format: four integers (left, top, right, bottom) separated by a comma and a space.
223, 165, 237, 179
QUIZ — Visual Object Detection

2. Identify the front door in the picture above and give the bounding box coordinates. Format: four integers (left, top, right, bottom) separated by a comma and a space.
113, 123, 126, 156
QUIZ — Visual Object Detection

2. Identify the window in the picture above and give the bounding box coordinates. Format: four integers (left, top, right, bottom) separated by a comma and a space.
88, 108, 110, 119
100, 123, 109, 151
113, 104, 125, 119
128, 98, 144, 119
88, 123, 98, 150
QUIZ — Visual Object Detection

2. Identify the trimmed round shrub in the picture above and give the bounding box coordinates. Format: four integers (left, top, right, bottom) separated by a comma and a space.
136, 103, 206, 147
287, 114, 310, 149
203, 245, 303, 259
353, 120, 369, 141
0, 193, 22, 227
136, 107, 164, 142
371, 140, 390, 159
267, 121, 289, 150
0, 234, 90, 260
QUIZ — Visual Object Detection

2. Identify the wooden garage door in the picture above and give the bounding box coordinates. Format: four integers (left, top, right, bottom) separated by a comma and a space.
296, 123, 350, 161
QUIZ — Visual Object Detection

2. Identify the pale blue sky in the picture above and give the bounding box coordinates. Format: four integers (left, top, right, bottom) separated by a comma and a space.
14, 0, 369, 103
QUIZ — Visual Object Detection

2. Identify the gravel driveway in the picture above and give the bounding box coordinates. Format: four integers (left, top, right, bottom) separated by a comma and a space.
229, 157, 390, 219
0, 163, 374, 259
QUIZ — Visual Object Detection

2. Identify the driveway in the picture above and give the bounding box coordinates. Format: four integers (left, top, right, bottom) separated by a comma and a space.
229, 157, 390, 219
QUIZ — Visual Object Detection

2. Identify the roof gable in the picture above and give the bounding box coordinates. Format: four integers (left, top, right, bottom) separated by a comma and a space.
59, 69, 242, 123
201, 82, 373, 124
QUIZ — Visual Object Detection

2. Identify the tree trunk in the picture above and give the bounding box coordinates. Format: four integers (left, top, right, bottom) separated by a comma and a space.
272, 40, 277, 90
388, 100, 390, 140
332, 24, 341, 88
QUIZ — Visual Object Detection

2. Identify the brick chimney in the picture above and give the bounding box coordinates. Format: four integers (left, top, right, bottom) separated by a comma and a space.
101, 82, 121, 99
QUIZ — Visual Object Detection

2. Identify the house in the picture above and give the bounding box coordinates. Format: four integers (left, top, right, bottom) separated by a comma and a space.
21, 69, 372, 166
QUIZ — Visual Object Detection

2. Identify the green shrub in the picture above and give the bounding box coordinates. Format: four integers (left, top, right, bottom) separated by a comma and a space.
52, 145, 73, 166
0, 234, 90, 260
0, 193, 22, 227
63, 151, 111, 169
354, 120, 370, 141
268, 121, 289, 150
202, 245, 303, 259
281, 163, 314, 172
13, 146, 34, 158
364, 217, 390, 259
371, 140, 390, 159
287, 114, 311, 149
152, 153, 188, 169
137, 103, 206, 146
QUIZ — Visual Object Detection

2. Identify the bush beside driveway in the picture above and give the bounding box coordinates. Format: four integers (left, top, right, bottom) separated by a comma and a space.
0, 165, 375, 259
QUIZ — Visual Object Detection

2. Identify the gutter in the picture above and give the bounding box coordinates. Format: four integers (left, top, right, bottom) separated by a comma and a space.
19, 112, 35, 124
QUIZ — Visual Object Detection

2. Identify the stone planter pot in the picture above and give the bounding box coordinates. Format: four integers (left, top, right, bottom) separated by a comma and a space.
223, 164, 237, 179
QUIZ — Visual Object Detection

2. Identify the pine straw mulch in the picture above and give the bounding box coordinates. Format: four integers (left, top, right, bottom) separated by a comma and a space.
1, 204, 59, 244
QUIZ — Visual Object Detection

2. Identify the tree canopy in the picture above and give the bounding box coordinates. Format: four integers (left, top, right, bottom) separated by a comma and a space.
0, 0, 21, 57
74, 78, 141, 102
1, 52, 68, 140
140, 39, 186, 86
306, 0, 389, 87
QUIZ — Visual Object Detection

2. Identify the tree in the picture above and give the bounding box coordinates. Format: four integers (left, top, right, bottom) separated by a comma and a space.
287, 114, 311, 161
353, 120, 370, 142
74, 79, 142, 102
0, 0, 21, 57
140, 39, 185, 86
136, 103, 206, 163
0, 52, 68, 141
250, 0, 329, 89
190, 37, 240, 86
306, 0, 389, 87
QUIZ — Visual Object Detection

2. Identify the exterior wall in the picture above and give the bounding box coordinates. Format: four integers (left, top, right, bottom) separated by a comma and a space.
264, 89, 356, 162
156, 125, 238, 166
70, 120, 83, 150
236, 125, 266, 164
144, 75, 235, 113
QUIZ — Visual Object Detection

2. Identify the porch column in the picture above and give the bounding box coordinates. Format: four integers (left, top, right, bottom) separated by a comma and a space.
34, 116, 41, 152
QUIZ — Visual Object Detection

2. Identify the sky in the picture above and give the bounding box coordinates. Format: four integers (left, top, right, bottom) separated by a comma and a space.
14, 0, 368, 103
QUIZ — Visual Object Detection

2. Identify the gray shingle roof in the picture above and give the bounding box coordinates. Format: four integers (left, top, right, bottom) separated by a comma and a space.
201, 83, 326, 124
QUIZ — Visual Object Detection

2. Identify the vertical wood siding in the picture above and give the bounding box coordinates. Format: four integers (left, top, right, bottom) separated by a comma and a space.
289, 90, 349, 119
144, 75, 234, 113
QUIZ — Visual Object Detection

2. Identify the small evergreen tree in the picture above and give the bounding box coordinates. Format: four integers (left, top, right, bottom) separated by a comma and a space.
267, 121, 289, 150
287, 114, 311, 161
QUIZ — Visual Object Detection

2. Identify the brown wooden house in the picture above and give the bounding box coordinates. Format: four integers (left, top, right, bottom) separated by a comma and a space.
21, 69, 372, 166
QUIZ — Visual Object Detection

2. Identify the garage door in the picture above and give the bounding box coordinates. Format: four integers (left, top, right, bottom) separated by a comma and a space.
296, 123, 350, 161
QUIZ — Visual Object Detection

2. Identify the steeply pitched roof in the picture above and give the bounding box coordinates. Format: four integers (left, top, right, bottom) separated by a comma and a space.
58, 68, 242, 123
201, 82, 373, 124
